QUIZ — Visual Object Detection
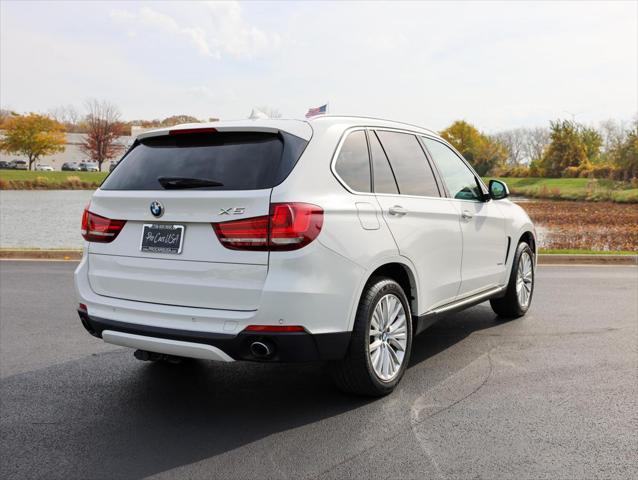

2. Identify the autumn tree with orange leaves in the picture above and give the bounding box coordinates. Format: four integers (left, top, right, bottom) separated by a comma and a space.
81, 100, 125, 171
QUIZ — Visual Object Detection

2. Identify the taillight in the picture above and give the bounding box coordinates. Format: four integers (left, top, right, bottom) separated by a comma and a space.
212, 202, 323, 251
81, 207, 126, 243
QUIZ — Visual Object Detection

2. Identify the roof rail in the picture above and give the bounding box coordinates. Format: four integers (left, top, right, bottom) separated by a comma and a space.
308, 114, 439, 136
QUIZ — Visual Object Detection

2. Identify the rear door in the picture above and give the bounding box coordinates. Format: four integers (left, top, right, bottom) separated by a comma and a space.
421, 137, 507, 296
371, 129, 463, 311
86, 130, 307, 311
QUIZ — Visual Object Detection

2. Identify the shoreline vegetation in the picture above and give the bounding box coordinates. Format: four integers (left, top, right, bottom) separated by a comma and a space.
1, 171, 637, 203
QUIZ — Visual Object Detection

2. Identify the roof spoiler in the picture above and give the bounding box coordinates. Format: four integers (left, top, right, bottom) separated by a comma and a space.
136, 122, 312, 141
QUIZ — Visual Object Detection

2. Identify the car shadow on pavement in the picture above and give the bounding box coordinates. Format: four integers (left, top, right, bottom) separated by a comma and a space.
409, 303, 503, 367
0, 305, 502, 480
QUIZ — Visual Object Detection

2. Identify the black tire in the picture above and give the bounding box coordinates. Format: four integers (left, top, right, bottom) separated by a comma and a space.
330, 277, 413, 397
490, 242, 535, 318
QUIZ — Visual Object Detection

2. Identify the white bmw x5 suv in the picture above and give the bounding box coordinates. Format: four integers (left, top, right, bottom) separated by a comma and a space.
75, 116, 536, 396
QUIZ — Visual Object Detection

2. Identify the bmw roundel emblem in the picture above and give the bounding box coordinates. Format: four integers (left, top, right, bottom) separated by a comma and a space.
150, 201, 164, 218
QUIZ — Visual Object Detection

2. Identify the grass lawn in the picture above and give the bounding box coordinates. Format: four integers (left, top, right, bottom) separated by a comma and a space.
487, 177, 638, 203
0, 170, 108, 182
0, 169, 108, 189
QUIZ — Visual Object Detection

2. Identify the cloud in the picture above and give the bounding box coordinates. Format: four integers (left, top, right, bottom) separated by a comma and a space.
110, 1, 279, 59
2, 1, 636, 127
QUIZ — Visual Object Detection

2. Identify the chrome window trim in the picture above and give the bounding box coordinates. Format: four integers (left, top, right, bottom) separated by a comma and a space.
330, 126, 449, 201
331, 127, 373, 194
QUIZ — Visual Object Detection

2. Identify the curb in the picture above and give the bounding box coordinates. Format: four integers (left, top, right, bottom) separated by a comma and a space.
1, 250, 636, 265
537, 254, 637, 265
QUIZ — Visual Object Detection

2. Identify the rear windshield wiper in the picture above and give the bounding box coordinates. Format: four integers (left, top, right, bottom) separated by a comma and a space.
157, 177, 224, 189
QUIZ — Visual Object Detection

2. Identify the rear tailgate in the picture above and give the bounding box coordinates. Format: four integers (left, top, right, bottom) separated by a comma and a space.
86, 128, 309, 311
87, 190, 270, 310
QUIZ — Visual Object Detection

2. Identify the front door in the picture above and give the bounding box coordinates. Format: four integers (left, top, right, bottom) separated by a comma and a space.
421, 137, 507, 297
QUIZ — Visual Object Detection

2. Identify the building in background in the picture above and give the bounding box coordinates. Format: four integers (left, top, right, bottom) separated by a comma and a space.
0, 132, 131, 171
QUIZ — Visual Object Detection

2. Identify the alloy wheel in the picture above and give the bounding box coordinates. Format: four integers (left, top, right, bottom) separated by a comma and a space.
369, 294, 408, 381
516, 251, 533, 307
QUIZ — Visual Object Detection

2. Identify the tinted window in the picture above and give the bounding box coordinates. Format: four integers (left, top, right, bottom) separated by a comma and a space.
422, 138, 482, 201
375, 131, 439, 197
369, 131, 399, 194
101, 131, 307, 191
334, 130, 371, 192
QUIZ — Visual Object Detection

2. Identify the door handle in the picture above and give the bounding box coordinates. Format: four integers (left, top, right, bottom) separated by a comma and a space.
388, 205, 408, 216
461, 210, 474, 221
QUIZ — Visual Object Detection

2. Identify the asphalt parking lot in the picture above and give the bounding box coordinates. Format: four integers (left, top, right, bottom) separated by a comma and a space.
1, 261, 637, 479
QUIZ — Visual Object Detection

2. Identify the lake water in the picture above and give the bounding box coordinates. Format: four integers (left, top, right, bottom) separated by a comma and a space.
0, 190, 93, 248
0, 190, 588, 250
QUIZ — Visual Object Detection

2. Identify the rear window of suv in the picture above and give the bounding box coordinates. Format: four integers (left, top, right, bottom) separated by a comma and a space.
101, 131, 307, 191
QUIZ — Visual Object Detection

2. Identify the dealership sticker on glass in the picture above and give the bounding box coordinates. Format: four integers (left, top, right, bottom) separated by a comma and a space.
140, 224, 185, 254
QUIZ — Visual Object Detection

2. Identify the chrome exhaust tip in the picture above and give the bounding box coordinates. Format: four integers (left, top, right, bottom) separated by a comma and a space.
134, 349, 182, 363
250, 341, 273, 358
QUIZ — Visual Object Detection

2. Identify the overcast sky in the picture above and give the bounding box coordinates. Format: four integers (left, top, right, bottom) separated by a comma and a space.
1, 0, 636, 132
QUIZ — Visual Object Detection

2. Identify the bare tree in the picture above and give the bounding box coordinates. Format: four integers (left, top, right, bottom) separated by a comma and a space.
49, 105, 81, 131
493, 129, 527, 165
524, 127, 550, 164
80, 100, 125, 172
599, 119, 627, 154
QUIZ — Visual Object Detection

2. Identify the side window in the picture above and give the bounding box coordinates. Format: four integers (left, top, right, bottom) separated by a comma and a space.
369, 131, 399, 194
334, 130, 371, 192
375, 131, 440, 197
421, 138, 481, 201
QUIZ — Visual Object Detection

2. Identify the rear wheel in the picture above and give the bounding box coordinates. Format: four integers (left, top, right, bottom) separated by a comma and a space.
331, 277, 412, 396
490, 242, 534, 318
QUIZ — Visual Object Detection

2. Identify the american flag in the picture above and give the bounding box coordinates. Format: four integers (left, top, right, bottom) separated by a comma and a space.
305, 104, 328, 118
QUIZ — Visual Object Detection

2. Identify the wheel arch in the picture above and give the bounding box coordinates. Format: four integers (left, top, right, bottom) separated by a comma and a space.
518, 230, 536, 255
348, 260, 419, 334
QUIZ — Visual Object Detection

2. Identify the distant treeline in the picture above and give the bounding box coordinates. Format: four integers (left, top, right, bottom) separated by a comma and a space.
0, 108, 215, 136
441, 118, 637, 181
1, 103, 636, 180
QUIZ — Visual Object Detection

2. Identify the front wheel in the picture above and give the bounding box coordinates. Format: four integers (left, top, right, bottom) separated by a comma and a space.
490, 242, 535, 318
330, 277, 413, 396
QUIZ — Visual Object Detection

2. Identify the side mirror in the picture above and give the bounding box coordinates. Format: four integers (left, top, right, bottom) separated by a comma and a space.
489, 179, 509, 200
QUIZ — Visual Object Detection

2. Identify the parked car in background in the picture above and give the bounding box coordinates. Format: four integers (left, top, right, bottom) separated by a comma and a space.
79, 162, 99, 172
75, 117, 536, 396
0, 161, 12, 169
35, 164, 54, 171
9, 160, 27, 170
62, 162, 81, 171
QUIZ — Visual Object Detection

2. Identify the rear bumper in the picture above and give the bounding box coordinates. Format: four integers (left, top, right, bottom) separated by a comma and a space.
75, 238, 364, 336
78, 310, 351, 362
